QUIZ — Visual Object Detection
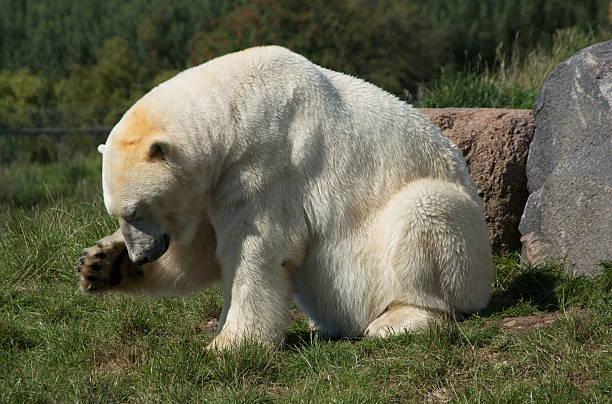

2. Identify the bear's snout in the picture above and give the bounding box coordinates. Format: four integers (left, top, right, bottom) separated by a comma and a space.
120, 219, 170, 265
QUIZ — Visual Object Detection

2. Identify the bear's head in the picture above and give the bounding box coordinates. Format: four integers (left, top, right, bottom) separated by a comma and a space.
100, 102, 204, 265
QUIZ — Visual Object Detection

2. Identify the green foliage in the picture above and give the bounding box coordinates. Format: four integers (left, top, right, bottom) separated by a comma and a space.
55, 37, 144, 126
0, 0, 610, 123
2, 0, 607, 82
416, 26, 610, 108
0, 0, 245, 76
418, 0, 611, 68
150, 69, 181, 88
189, 0, 442, 95
0, 69, 54, 127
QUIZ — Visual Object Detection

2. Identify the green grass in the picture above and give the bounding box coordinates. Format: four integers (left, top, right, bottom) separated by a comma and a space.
416, 26, 611, 108
0, 148, 610, 402
0, 133, 105, 209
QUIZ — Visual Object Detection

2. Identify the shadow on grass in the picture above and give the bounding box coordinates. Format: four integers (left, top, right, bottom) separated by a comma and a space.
482, 266, 563, 316
284, 329, 362, 351
284, 329, 319, 350
0, 321, 41, 352
478, 259, 610, 319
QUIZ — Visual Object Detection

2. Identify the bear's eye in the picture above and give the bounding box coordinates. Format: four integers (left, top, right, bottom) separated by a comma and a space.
121, 208, 138, 222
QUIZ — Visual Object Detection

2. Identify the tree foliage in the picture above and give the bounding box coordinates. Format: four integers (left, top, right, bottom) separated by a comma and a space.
0, 69, 53, 127
0, 0, 244, 76
417, 0, 611, 68
55, 37, 143, 126
0, 0, 609, 127
189, 0, 443, 95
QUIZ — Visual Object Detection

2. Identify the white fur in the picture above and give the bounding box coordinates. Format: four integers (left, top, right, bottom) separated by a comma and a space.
101, 46, 493, 348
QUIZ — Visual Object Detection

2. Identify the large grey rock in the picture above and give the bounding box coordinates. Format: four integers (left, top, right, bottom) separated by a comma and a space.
519, 40, 612, 276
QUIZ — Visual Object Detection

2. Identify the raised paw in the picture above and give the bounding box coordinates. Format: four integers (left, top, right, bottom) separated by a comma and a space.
76, 236, 139, 295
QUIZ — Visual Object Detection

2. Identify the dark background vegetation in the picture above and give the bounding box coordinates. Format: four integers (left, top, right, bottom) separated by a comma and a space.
0, 0, 610, 130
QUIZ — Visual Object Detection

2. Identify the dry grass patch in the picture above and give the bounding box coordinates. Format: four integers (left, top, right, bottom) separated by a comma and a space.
92, 341, 147, 376
498, 309, 589, 333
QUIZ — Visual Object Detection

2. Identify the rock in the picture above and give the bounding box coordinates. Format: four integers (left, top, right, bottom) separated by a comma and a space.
519, 40, 612, 276
421, 108, 535, 251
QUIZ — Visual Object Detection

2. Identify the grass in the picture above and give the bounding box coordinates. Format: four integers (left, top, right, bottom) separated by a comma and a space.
415, 26, 611, 108
0, 146, 610, 402
0, 132, 105, 209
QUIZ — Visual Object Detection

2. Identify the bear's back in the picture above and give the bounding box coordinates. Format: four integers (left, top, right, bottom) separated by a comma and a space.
209, 47, 478, 228
142, 46, 477, 222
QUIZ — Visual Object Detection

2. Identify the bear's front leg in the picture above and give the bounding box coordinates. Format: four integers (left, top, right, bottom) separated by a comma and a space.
208, 233, 293, 351
77, 229, 144, 295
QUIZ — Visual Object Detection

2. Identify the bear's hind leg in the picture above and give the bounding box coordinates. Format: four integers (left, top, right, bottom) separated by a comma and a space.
372, 179, 492, 328
365, 302, 442, 338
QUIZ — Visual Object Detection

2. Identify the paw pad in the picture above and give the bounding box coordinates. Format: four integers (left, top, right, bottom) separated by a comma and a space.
76, 238, 127, 295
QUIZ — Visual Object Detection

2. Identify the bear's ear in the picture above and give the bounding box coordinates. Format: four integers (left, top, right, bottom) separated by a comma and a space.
97, 144, 105, 154
147, 140, 171, 160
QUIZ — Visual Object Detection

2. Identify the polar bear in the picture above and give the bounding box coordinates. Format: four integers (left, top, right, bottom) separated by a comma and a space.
77, 46, 492, 349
